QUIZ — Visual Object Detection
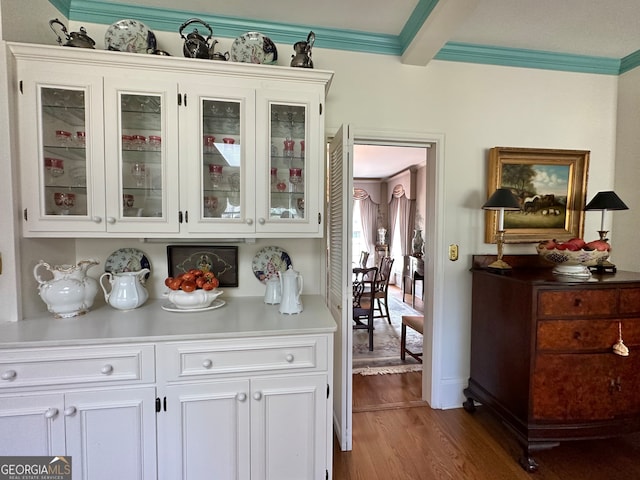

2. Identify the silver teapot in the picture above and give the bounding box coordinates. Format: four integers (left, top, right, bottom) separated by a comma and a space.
179, 18, 215, 59
49, 18, 95, 49
290, 31, 315, 68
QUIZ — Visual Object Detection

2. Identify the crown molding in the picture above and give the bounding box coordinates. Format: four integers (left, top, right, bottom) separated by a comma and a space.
435, 42, 621, 75
51, 0, 635, 75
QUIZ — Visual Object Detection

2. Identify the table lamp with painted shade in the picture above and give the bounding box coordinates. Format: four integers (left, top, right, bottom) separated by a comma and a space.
584, 190, 628, 273
482, 188, 522, 270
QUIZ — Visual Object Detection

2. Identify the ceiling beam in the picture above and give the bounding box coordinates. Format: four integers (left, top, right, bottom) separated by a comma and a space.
401, 0, 480, 66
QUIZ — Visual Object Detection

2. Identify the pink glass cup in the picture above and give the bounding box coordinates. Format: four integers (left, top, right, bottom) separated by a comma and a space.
44, 157, 64, 177
54, 192, 75, 214
223, 137, 235, 144
209, 164, 223, 187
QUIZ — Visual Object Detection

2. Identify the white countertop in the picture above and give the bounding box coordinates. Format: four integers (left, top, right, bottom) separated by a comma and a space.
0, 295, 336, 348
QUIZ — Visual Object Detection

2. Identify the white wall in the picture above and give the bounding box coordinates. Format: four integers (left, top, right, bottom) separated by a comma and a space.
613, 67, 640, 272
1, 9, 623, 407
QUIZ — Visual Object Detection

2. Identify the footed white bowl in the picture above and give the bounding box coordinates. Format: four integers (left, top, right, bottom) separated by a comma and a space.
536, 244, 609, 277
164, 289, 223, 310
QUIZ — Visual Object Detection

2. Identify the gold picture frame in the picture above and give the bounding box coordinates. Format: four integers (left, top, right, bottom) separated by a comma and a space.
485, 147, 590, 244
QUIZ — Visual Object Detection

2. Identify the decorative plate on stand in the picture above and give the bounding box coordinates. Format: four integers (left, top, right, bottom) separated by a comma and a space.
105, 19, 154, 53
105, 247, 151, 280
252, 246, 291, 283
230, 32, 278, 64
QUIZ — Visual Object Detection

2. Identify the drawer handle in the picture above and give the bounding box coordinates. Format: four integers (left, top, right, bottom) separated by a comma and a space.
574, 298, 582, 307
236, 393, 247, 402
253, 392, 262, 401
63, 406, 77, 417
1, 370, 17, 380
101, 364, 114, 375
45, 408, 59, 419
285, 354, 295, 363
202, 359, 213, 369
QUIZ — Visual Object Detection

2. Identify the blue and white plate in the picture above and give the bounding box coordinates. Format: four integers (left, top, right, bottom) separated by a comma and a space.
252, 246, 291, 283
105, 247, 151, 280
105, 19, 154, 53
230, 32, 278, 65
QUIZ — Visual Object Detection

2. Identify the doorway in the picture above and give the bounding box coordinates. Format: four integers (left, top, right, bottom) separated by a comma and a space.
351, 144, 427, 373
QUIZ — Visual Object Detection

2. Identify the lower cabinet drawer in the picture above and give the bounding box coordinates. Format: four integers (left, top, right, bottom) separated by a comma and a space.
537, 289, 618, 318
0, 344, 155, 389
158, 335, 328, 381
532, 352, 640, 421
537, 319, 640, 351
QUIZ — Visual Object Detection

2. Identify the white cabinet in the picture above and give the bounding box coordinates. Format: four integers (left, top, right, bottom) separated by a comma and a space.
10, 42, 333, 238
0, 344, 157, 479
157, 335, 331, 480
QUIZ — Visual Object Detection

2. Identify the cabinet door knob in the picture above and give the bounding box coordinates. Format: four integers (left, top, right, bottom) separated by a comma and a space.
63, 406, 77, 416
246, 218, 254, 225
107, 217, 116, 224
1, 370, 17, 380
574, 298, 582, 307
202, 359, 213, 369
101, 364, 114, 375
258, 217, 266, 225
45, 408, 59, 419
92, 216, 103, 223
285, 354, 294, 363
252, 392, 262, 401
236, 393, 247, 402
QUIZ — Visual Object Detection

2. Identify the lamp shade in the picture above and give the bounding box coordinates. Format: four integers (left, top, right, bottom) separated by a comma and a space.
584, 191, 629, 211
482, 188, 521, 210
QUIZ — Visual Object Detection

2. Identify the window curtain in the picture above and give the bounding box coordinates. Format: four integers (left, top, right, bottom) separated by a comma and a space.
388, 185, 416, 256
353, 188, 379, 260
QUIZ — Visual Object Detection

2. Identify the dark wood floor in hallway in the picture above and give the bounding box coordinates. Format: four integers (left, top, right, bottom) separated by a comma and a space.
333, 371, 640, 479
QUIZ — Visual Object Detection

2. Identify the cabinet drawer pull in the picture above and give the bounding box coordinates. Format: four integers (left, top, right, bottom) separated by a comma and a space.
101, 364, 114, 375
285, 354, 294, 363
246, 218, 254, 225
253, 392, 262, 401
92, 216, 102, 223
236, 393, 247, 402
1, 370, 17, 380
574, 298, 582, 307
45, 408, 59, 419
63, 406, 77, 416
258, 217, 266, 225
202, 359, 213, 369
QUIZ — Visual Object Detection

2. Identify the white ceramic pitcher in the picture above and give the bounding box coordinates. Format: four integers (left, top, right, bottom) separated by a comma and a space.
279, 266, 303, 314
100, 269, 150, 311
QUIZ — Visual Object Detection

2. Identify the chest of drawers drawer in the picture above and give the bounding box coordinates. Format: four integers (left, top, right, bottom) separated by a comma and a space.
0, 344, 155, 389
537, 319, 640, 351
538, 289, 618, 318
158, 335, 328, 382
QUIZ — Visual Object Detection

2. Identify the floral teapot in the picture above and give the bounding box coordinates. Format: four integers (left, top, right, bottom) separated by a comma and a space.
100, 269, 150, 311
34, 259, 100, 318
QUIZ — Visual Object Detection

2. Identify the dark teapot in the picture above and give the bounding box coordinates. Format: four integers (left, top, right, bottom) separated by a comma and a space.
290, 31, 315, 68
179, 18, 214, 59
209, 40, 230, 61
49, 18, 95, 49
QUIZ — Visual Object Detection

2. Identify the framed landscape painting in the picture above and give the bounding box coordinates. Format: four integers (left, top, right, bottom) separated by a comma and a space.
485, 147, 589, 244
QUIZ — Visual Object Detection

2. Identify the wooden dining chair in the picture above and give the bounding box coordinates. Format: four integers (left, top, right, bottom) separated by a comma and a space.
353, 266, 378, 351
373, 256, 394, 324
358, 251, 370, 268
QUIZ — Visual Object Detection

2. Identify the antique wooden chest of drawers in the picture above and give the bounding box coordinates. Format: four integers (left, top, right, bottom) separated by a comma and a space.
464, 260, 640, 472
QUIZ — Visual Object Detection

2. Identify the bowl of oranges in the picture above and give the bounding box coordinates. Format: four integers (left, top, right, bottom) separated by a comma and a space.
164, 269, 222, 309
536, 238, 610, 276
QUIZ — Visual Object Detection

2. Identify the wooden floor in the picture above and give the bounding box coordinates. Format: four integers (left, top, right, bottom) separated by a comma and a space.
333, 371, 640, 479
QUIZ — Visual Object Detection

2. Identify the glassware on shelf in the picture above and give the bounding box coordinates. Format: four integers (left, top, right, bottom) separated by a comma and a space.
204, 195, 219, 216
300, 140, 305, 159
44, 157, 64, 181
209, 164, 223, 187
53, 192, 75, 215
122, 135, 133, 149
271, 167, 278, 189
132, 135, 147, 151
283, 138, 295, 158
203, 135, 216, 153
55, 130, 72, 146
289, 167, 302, 191
131, 162, 147, 187
229, 172, 240, 191
69, 166, 86, 187
223, 137, 235, 144
123, 194, 135, 208
271, 143, 278, 157
148, 135, 161, 151
75, 131, 86, 147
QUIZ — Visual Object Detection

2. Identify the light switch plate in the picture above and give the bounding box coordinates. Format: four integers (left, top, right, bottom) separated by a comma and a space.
448, 244, 459, 261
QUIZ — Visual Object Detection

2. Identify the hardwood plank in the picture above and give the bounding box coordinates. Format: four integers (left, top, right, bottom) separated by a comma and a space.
334, 371, 640, 479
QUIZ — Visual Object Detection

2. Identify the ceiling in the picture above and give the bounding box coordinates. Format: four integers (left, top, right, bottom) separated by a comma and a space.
62, 0, 640, 177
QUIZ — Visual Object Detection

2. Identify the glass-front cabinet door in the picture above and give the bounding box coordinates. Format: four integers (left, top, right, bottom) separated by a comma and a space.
103, 78, 180, 234
19, 71, 107, 234
256, 90, 322, 235
184, 85, 256, 234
